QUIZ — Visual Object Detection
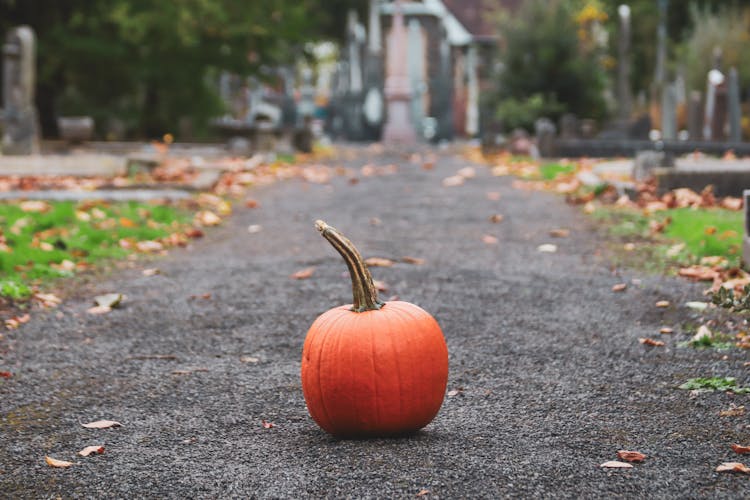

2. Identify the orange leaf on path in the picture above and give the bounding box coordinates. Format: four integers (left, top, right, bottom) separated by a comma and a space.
416, 489, 430, 497
402, 256, 425, 265
291, 267, 315, 280
549, 228, 570, 238
482, 234, 498, 245
639, 338, 664, 347
489, 214, 504, 223
78, 445, 105, 457
731, 444, 750, 454
716, 462, 750, 473
617, 450, 647, 462
81, 420, 122, 429
612, 283, 627, 292
678, 265, 719, 281
45, 456, 74, 468
262, 420, 275, 429
655, 300, 670, 308
364, 257, 394, 267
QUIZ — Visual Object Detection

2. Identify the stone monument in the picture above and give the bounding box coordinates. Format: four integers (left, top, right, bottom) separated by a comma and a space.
382, 0, 416, 145
616, 5, 632, 123
2, 26, 40, 155
728, 67, 741, 143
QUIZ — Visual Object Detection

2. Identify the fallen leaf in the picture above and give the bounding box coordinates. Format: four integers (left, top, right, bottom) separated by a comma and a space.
679, 266, 719, 281
291, 267, 315, 280
442, 175, 465, 187
245, 199, 260, 208
655, 300, 670, 308
365, 257, 394, 267
447, 389, 461, 397
373, 280, 389, 292
195, 210, 221, 227
416, 489, 430, 497
119, 217, 137, 228
489, 214, 504, 223
20, 200, 50, 213
87, 305, 112, 315
705, 226, 717, 235
370, 217, 382, 226
716, 462, 750, 473
731, 444, 750, 454
720, 405, 746, 417
482, 234, 499, 245
639, 338, 665, 347
659, 327, 674, 334
617, 450, 647, 462
685, 301, 709, 311
0, 371, 12, 378
81, 420, 122, 429
623, 243, 636, 251
247, 224, 263, 234
549, 228, 570, 238
612, 283, 627, 292
34, 293, 62, 308
600, 461, 633, 469
45, 456, 74, 468
402, 256, 425, 265
262, 420, 275, 429
189, 293, 211, 300
78, 445, 105, 457
486, 191, 501, 201
457, 166, 476, 178
142, 268, 160, 276
583, 201, 596, 214
94, 293, 123, 309
538, 244, 557, 253
240, 356, 260, 363
135, 240, 164, 253
185, 228, 204, 238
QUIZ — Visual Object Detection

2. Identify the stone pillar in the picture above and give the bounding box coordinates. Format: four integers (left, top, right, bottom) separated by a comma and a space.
382, 0, 416, 145
617, 5, 632, 123
703, 69, 724, 141
712, 82, 728, 142
687, 91, 702, 140
2, 26, 40, 155
362, 0, 384, 140
434, 23, 453, 141
661, 83, 677, 140
407, 19, 426, 138
728, 67, 742, 143
465, 45, 479, 138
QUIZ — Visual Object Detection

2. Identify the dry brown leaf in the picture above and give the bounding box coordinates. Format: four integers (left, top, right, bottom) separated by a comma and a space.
720, 405, 746, 417
617, 450, 647, 462
78, 445, 105, 457
678, 265, 719, 281
716, 462, 750, 473
20, 200, 51, 213
291, 267, 315, 280
655, 300, 670, 308
402, 256, 425, 265
732, 444, 750, 454
457, 166, 476, 178
486, 191, 501, 201
416, 489, 430, 497
245, 199, 260, 208
600, 461, 633, 469
87, 305, 112, 315
195, 210, 221, 227
489, 214, 504, 223
45, 456, 74, 468
262, 420, 275, 429
240, 356, 260, 363
442, 175, 465, 187
659, 327, 674, 334
365, 257, 394, 267
0, 371, 12, 378
135, 240, 164, 253
81, 420, 122, 429
142, 268, 161, 276
549, 228, 570, 238
482, 234, 499, 245
612, 283, 627, 292
639, 338, 665, 347
34, 293, 62, 307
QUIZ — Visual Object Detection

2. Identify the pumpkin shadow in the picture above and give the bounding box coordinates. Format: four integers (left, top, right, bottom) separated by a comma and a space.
302, 427, 446, 445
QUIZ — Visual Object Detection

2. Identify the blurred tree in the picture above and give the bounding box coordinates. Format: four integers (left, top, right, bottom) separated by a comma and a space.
0, 0, 362, 138
493, 0, 608, 131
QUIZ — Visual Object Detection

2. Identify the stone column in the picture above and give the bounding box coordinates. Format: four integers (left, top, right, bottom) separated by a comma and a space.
728, 67, 742, 143
362, 0, 385, 140
616, 5, 632, 123
703, 69, 724, 141
2, 26, 40, 155
687, 90, 702, 140
382, 0, 416, 145
407, 18, 426, 138
661, 83, 677, 140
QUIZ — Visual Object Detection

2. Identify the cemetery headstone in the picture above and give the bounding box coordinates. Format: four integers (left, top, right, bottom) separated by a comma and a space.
535, 118, 557, 158
687, 91, 702, 140
660, 83, 677, 140
616, 5, 632, 123
703, 69, 724, 140
712, 81, 728, 142
382, 0, 416, 144
2, 26, 40, 155
728, 67, 741, 143
628, 113, 651, 140
559, 114, 579, 140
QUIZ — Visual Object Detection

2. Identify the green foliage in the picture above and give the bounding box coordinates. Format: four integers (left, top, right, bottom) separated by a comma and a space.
678, 376, 750, 393
662, 208, 742, 265
711, 284, 750, 313
0, 0, 361, 138
0, 280, 32, 300
494, 0, 608, 131
678, 4, 750, 93
538, 162, 577, 180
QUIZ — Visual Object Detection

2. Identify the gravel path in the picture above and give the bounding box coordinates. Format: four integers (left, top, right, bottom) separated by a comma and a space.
1, 148, 748, 498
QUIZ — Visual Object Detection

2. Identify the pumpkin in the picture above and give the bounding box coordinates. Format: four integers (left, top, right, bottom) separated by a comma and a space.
301, 220, 448, 437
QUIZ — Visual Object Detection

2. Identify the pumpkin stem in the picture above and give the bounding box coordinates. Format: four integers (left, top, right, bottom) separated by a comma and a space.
315, 220, 385, 312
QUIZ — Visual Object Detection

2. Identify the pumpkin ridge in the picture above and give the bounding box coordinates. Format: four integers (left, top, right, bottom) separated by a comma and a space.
388, 304, 408, 424
313, 311, 348, 432
369, 314, 380, 431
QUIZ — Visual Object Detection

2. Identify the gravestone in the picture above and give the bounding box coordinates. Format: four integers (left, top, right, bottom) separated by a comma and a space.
660, 83, 677, 140
687, 91, 702, 140
628, 113, 651, 140
559, 114, 579, 139
712, 81, 728, 142
616, 5, 632, 123
535, 118, 557, 158
728, 67, 741, 143
407, 19, 426, 138
2, 26, 40, 155
703, 69, 724, 140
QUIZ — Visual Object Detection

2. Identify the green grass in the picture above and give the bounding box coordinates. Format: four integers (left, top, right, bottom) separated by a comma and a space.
537, 162, 577, 180
0, 200, 191, 298
592, 206, 743, 268
678, 376, 750, 393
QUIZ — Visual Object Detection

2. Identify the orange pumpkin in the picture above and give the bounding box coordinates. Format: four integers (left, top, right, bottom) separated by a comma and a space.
301, 220, 448, 437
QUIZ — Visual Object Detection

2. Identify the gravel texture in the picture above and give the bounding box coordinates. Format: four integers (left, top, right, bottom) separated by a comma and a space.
1, 148, 749, 498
